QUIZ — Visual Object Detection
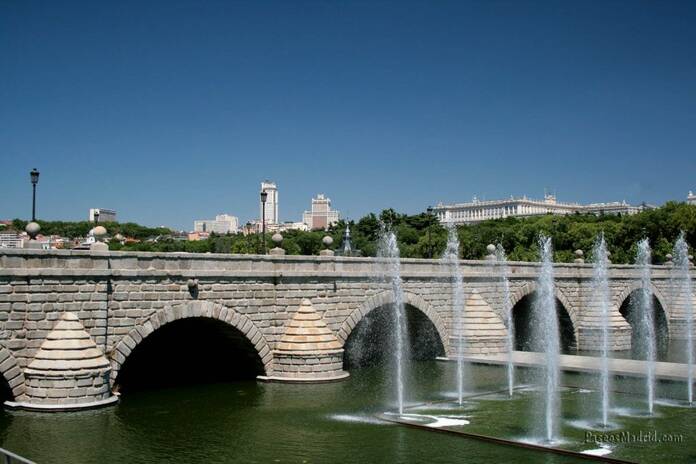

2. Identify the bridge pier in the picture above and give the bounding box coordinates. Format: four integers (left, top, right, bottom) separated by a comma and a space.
447, 290, 508, 358
575, 301, 633, 352
5, 312, 117, 411
668, 293, 696, 339
260, 299, 348, 382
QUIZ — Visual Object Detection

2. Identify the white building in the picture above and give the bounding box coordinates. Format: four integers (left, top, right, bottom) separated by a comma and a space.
277, 221, 310, 233
434, 194, 648, 225
688, 191, 696, 206
582, 201, 645, 215
193, 214, 239, 234
249, 220, 309, 234
302, 194, 340, 230
89, 208, 117, 222
0, 233, 23, 249
260, 181, 279, 225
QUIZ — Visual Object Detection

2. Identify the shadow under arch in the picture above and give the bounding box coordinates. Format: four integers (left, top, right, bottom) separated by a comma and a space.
0, 346, 25, 403
111, 301, 271, 393
618, 287, 669, 359
511, 290, 578, 354
615, 282, 671, 328
338, 291, 448, 350
341, 291, 446, 369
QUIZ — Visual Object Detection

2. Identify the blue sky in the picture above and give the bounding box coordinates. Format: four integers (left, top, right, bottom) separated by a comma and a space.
2, 1, 695, 230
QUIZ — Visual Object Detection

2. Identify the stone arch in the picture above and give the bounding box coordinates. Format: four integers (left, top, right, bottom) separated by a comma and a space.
337, 290, 449, 354
0, 345, 26, 401
508, 281, 580, 342
615, 281, 671, 353
109, 300, 272, 385
615, 281, 671, 328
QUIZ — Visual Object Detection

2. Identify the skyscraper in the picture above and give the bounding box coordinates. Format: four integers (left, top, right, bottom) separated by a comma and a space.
260, 181, 279, 225
302, 194, 340, 230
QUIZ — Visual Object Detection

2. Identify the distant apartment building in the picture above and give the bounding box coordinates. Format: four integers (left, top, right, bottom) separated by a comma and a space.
188, 231, 211, 241
0, 233, 23, 249
260, 181, 279, 225
688, 191, 696, 206
434, 194, 649, 225
89, 208, 117, 222
302, 194, 340, 230
248, 220, 308, 234
277, 221, 310, 232
3, 232, 64, 250
193, 214, 239, 234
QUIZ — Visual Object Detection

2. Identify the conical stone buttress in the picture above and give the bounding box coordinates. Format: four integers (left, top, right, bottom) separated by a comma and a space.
10, 312, 117, 410
451, 290, 508, 357
267, 298, 348, 382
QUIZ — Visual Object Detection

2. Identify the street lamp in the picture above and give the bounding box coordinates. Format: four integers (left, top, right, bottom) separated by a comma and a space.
426, 206, 434, 259
94, 209, 100, 225
30, 168, 40, 221
260, 190, 268, 254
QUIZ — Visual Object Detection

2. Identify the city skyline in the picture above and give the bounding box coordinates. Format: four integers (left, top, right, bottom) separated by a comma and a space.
1, 170, 694, 231
2, 2, 696, 230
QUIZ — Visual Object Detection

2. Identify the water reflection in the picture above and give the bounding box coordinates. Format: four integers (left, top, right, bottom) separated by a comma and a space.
0, 362, 692, 463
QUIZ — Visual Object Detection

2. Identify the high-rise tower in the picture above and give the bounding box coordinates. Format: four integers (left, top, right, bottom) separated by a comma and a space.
260, 181, 279, 225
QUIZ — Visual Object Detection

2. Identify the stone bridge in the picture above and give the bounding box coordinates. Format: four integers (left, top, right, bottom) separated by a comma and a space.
0, 249, 692, 410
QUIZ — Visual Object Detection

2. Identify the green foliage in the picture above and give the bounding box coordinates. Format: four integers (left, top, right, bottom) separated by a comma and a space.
8, 219, 172, 241
9, 203, 695, 262
447, 202, 696, 264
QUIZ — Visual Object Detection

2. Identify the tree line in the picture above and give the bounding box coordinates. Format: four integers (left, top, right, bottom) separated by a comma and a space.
6, 202, 695, 264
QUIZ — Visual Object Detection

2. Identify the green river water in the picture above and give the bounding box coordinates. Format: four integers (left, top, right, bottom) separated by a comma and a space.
0, 362, 693, 463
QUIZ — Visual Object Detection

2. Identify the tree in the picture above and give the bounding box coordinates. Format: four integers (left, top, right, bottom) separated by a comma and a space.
18, 203, 696, 262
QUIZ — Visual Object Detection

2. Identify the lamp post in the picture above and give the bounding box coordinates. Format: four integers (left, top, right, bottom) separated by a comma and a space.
94, 210, 100, 225
260, 190, 268, 254
30, 168, 40, 221
426, 206, 434, 259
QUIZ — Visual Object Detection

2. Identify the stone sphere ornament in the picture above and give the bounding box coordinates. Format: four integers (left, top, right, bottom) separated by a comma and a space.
322, 236, 334, 247
25, 221, 41, 239
89, 225, 109, 251
486, 244, 496, 254
269, 233, 286, 255
574, 249, 585, 264
93, 226, 107, 241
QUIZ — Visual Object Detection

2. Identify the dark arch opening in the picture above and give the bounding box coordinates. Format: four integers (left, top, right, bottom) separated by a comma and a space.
512, 293, 577, 354
0, 375, 13, 404
115, 317, 264, 393
619, 290, 669, 360
343, 303, 445, 369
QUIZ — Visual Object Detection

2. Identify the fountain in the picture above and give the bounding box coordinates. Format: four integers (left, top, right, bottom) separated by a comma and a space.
591, 234, 611, 428
377, 228, 410, 414
495, 244, 515, 397
636, 238, 657, 414
673, 233, 694, 405
533, 235, 560, 442
442, 225, 466, 405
